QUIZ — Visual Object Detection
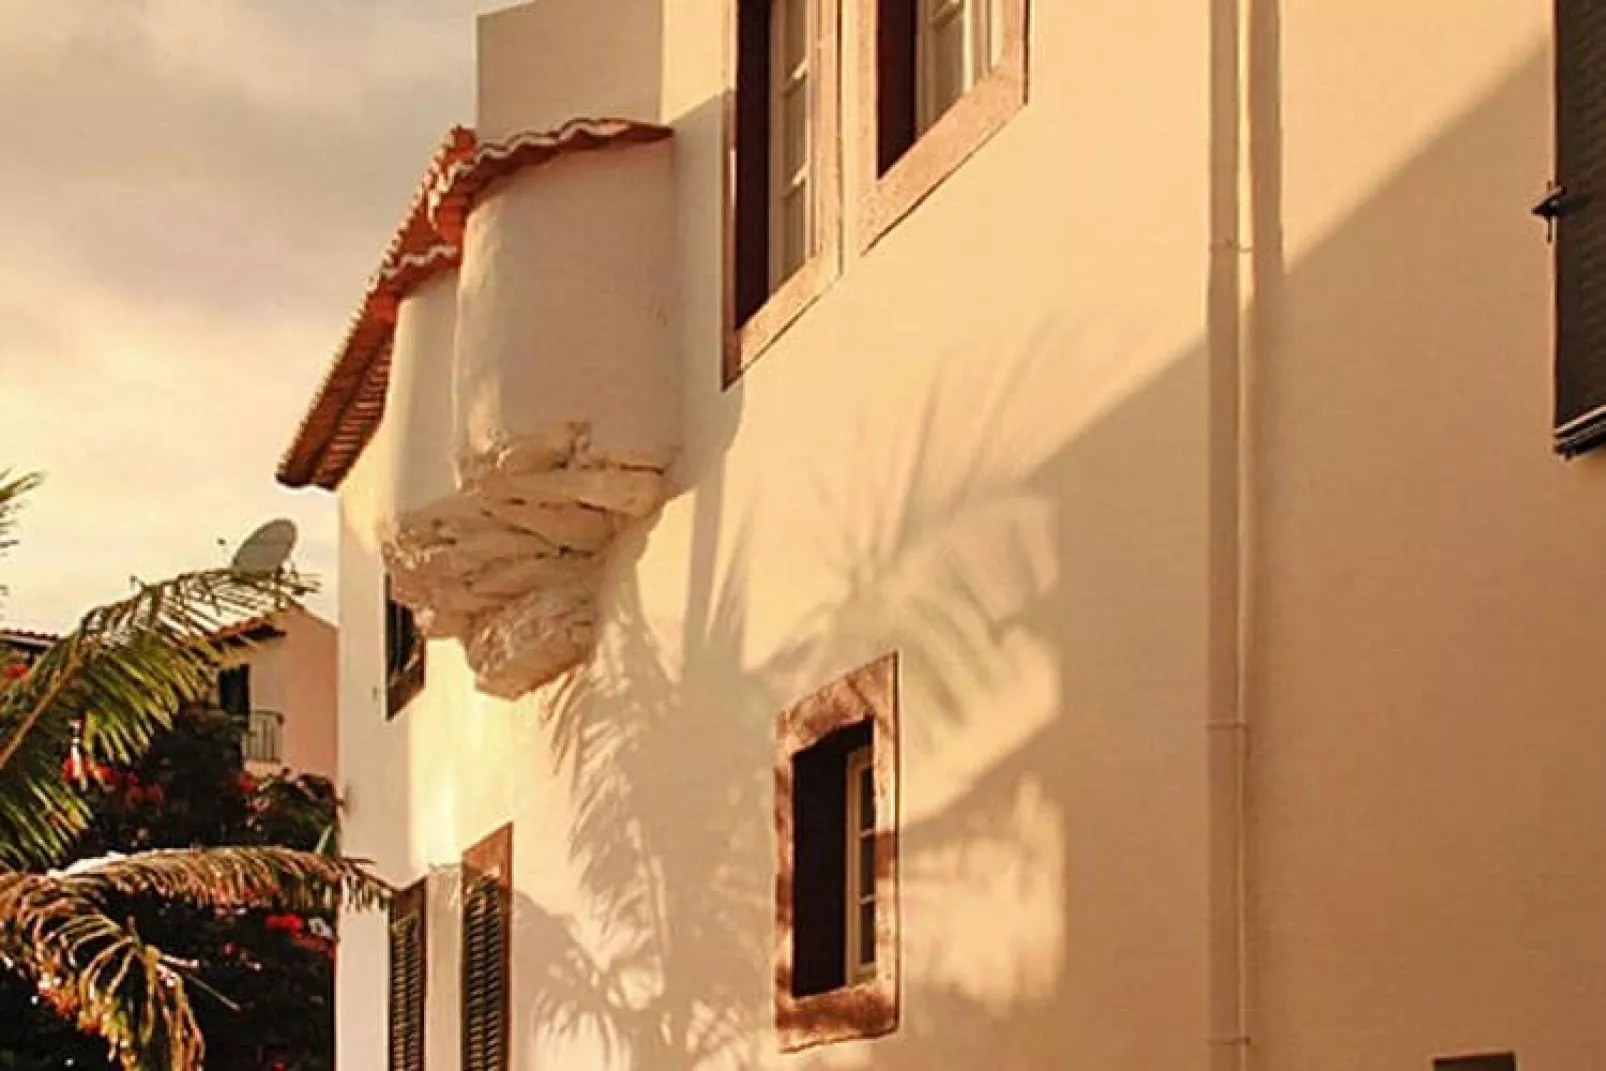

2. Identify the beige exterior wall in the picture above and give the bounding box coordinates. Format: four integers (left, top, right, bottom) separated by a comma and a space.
1249, 3, 1606, 1068
335, 0, 1215, 1068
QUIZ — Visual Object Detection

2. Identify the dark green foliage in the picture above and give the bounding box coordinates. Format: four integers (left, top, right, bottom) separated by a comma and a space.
0, 706, 342, 1071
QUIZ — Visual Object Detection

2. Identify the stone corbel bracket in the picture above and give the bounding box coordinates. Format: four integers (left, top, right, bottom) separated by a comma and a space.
382, 423, 669, 699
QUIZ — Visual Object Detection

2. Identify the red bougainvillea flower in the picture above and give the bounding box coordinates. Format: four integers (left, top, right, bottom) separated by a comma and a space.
2, 663, 26, 680
236, 771, 258, 794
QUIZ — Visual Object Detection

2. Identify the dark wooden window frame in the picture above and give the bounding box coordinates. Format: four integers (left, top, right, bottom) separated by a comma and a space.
723, 0, 844, 386
388, 878, 428, 1071
461, 824, 513, 1071
385, 580, 426, 719
847, 0, 1029, 254
774, 651, 899, 1052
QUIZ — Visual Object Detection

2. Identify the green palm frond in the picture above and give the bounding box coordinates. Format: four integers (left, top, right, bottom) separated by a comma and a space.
53, 845, 390, 914
0, 470, 42, 561
1, 868, 203, 1069
0, 567, 312, 870
0, 845, 389, 1070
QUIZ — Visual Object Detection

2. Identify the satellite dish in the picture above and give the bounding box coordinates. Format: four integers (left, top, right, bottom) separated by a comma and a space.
231, 519, 298, 575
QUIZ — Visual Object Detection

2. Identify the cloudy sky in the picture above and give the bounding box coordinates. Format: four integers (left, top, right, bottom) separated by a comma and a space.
0, 0, 505, 631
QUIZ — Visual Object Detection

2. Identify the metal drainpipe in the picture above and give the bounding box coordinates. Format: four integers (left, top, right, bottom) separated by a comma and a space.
1207, 0, 1270, 1066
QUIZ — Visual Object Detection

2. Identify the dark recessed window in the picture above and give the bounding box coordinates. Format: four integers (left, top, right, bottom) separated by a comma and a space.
218, 664, 251, 717
388, 880, 427, 1071
1434, 1054, 1516, 1071
791, 720, 873, 996
385, 579, 425, 718
774, 652, 898, 1052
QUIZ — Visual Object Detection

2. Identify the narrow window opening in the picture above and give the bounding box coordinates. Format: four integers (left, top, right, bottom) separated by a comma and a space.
791, 719, 872, 997
735, 0, 777, 326
385, 579, 425, 717
218, 664, 251, 717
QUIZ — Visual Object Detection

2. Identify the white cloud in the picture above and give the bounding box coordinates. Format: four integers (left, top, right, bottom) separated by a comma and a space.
0, 0, 508, 631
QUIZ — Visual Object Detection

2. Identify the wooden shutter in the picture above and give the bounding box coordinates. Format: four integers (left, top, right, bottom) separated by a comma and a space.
388, 880, 427, 1071
1554, 0, 1606, 455
462, 826, 512, 1071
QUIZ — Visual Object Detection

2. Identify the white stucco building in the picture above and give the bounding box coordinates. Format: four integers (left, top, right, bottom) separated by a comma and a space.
279, 3, 1606, 1070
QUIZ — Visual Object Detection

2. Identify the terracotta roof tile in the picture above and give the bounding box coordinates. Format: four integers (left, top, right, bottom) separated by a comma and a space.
0, 627, 58, 648
277, 118, 673, 491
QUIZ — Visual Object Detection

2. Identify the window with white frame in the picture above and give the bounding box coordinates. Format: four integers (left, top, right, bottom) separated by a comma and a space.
856, 0, 1027, 250
788, 720, 873, 997
844, 744, 876, 980
916, 0, 1004, 134
729, 0, 841, 379
770, 0, 815, 288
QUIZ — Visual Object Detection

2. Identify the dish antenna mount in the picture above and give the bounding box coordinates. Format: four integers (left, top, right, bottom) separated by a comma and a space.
231, 518, 298, 576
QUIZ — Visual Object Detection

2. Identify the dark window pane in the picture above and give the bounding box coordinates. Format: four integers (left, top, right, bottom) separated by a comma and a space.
858, 832, 875, 890
219, 665, 251, 716
791, 719, 871, 996
877, 0, 919, 173
735, 0, 776, 325
859, 899, 876, 966
858, 763, 875, 828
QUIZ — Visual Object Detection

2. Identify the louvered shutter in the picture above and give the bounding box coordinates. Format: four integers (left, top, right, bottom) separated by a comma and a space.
388, 882, 427, 1071
1554, 0, 1606, 455
462, 827, 512, 1071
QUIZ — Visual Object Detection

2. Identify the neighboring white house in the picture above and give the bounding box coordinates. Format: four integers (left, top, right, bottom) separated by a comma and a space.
3, 609, 338, 781
212, 607, 339, 781
279, 3, 1606, 1070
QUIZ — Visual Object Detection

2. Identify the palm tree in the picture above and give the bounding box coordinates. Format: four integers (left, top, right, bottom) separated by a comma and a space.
0, 471, 387, 1070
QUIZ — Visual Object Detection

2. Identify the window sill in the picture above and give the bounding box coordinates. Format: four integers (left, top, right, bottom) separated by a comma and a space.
776, 975, 898, 1053
853, 60, 1026, 254
724, 249, 839, 387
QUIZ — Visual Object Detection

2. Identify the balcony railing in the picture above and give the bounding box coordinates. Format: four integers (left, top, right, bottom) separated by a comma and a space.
244, 709, 285, 765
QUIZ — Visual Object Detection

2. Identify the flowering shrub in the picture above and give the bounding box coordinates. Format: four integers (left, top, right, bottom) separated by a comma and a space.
0, 705, 345, 1070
